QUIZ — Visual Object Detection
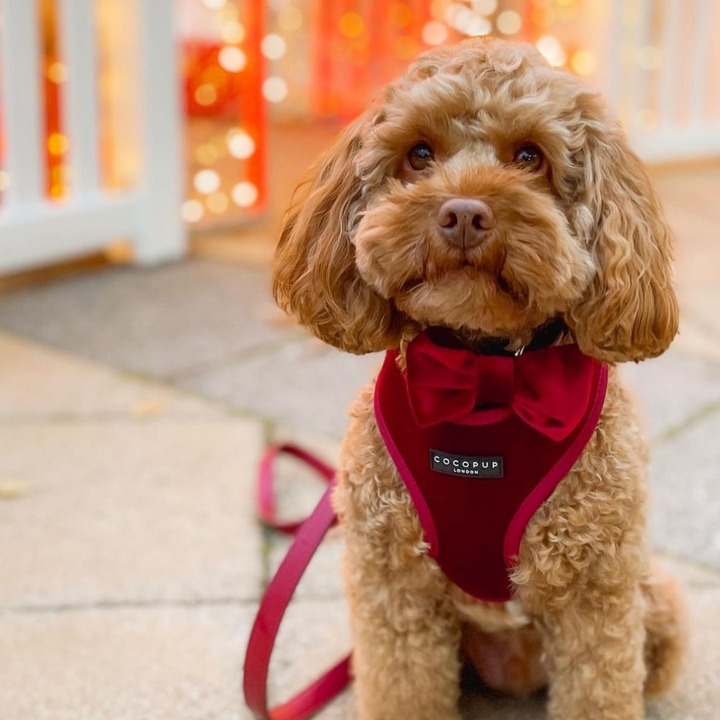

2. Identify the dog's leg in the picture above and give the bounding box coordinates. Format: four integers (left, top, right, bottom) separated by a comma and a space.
334, 399, 463, 720
342, 521, 463, 720
510, 377, 657, 720
513, 494, 649, 719
527, 580, 646, 720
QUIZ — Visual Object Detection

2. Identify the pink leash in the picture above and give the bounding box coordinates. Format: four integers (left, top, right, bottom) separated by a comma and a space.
243, 444, 351, 720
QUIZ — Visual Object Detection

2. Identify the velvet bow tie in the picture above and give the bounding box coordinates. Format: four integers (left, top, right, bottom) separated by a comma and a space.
404, 330, 597, 441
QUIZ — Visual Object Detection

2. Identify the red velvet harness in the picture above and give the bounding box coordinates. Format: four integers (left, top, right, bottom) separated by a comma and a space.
374, 328, 608, 602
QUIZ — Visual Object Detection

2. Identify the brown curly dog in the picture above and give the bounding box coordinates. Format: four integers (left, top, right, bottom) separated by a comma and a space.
273, 38, 687, 720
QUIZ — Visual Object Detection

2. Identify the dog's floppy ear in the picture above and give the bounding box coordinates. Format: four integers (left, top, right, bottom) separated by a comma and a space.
272, 116, 400, 354
566, 105, 679, 363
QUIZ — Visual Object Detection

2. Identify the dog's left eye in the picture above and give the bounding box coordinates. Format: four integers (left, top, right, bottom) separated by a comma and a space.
407, 142, 435, 171
513, 144, 544, 171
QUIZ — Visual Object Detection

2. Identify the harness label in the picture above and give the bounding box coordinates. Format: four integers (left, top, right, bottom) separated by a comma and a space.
430, 449, 504, 478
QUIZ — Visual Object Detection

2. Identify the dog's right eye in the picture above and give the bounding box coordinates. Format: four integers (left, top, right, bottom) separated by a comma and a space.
407, 142, 435, 171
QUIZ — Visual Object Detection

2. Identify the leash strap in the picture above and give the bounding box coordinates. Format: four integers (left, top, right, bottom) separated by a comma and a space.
244, 444, 351, 720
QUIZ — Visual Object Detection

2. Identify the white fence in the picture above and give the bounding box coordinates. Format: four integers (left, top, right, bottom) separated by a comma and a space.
606, 0, 720, 163
0, 0, 186, 276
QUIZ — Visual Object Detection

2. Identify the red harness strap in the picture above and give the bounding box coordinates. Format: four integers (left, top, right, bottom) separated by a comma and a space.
243, 444, 351, 720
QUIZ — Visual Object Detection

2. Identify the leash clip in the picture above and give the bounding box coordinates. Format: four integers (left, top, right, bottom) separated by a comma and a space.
514, 345, 526, 357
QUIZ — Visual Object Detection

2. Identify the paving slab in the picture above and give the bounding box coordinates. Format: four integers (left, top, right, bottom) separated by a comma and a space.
620, 347, 720, 441
182, 339, 382, 439
0, 332, 225, 421
0, 259, 296, 379
0, 422, 264, 608
0, 606, 254, 720
648, 409, 720, 571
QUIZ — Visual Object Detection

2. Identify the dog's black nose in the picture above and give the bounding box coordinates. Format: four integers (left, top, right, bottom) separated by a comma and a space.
437, 198, 495, 249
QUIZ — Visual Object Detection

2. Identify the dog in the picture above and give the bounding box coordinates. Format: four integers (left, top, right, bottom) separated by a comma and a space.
273, 38, 687, 720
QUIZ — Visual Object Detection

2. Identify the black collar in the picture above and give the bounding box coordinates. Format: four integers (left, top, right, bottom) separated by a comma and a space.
428, 318, 567, 357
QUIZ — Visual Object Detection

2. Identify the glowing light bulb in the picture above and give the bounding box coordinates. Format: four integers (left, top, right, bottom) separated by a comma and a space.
570, 50, 596, 75
227, 131, 256, 159
422, 21, 448, 45
262, 77, 288, 103
194, 169, 221, 194
536, 35, 567, 67
496, 10, 521, 34
465, 15, 491, 35
219, 46, 247, 72
181, 200, 204, 223
232, 181, 259, 207
261, 34, 287, 60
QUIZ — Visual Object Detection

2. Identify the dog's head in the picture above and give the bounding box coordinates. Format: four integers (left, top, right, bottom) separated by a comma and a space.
273, 39, 678, 363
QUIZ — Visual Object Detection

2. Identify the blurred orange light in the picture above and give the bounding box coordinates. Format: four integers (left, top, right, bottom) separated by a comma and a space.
570, 49, 596, 75
47, 61, 68, 84
339, 12, 365, 38
195, 83, 218, 106
47, 133, 69, 156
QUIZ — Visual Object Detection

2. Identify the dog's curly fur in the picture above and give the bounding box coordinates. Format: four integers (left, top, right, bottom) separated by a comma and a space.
274, 39, 688, 720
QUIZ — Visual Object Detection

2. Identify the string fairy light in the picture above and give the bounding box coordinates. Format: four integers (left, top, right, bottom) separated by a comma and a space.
232, 181, 259, 207
496, 9, 522, 34
422, 21, 449, 45
536, 34, 567, 67
194, 169, 221, 194
227, 130, 256, 159
262, 76, 289, 103
218, 46, 247, 72
181, 199, 205, 222
261, 33, 287, 60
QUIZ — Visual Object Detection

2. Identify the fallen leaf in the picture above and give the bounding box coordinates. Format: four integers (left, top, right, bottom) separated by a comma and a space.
0, 479, 27, 499
130, 398, 168, 418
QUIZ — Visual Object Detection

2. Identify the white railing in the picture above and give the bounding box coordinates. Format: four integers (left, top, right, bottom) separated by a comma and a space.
0, 0, 186, 276
607, 0, 720, 163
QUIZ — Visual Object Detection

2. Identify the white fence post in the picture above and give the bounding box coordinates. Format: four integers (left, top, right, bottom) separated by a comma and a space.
1, 0, 45, 208
58, 0, 101, 195
132, 0, 187, 265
